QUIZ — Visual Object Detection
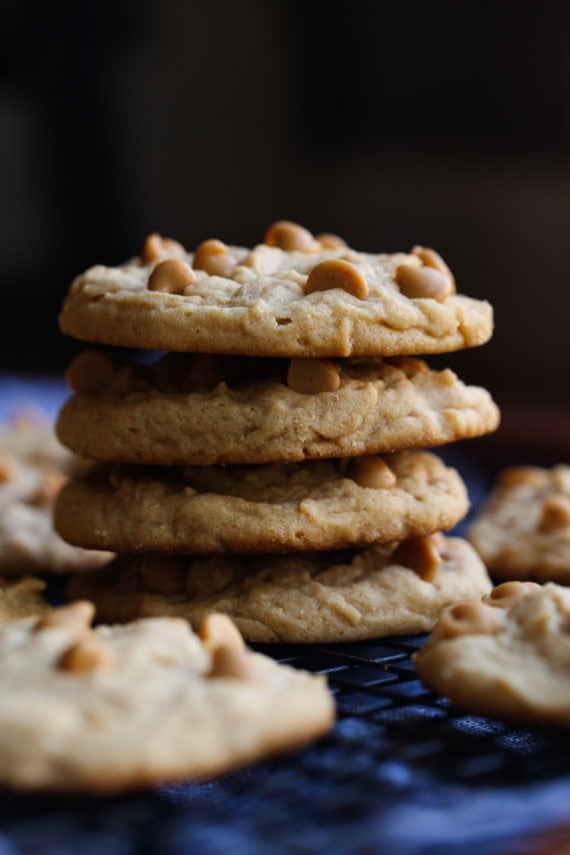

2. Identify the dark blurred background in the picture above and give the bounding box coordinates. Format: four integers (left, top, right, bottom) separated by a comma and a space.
1, 0, 569, 449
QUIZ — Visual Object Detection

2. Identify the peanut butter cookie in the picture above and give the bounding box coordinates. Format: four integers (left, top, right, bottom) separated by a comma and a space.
468, 466, 570, 583
54, 452, 469, 554
59, 225, 492, 358
69, 536, 491, 642
0, 418, 111, 574
0, 576, 47, 622
0, 602, 333, 792
415, 582, 570, 727
57, 351, 500, 465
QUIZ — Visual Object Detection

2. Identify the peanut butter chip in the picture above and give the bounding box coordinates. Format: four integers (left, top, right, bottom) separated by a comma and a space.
348, 457, 397, 490
141, 233, 186, 264
264, 221, 319, 252
497, 467, 546, 488
485, 581, 541, 609
147, 259, 196, 294
66, 349, 115, 395
439, 601, 502, 638
287, 358, 340, 395
388, 356, 429, 375
193, 239, 236, 277
58, 635, 116, 673
305, 259, 369, 299
35, 601, 95, 633
316, 233, 347, 249
539, 494, 570, 531
411, 245, 456, 291
394, 264, 453, 302
0, 455, 13, 484
199, 613, 254, 679
392, 534, 442, 582
141, 555, 187, 594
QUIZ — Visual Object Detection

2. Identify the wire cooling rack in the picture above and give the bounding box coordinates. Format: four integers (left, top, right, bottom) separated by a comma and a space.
1, 633, 569, 855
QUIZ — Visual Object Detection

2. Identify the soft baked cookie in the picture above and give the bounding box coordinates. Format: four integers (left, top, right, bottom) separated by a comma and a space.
0, 576, 48, 622
59, 225, 493, 358
69, 535, 492, 643
468, 465, 570, 583
57, 351, 500, 465
415, 581, 570, 727
0, 602, 334, 792
0, 418, 111, 574
54, 452, 469, 554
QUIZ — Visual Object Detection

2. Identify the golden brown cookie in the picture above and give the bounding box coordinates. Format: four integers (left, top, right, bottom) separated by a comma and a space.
59, 227, 492, 358
69, 536, 491, 643
0, 602, 334, 792
57, 352, 500, 465
54, 452, 469, 555
468, 465, 570, 583
0, 417, 111, 575
415, 582, 570, 727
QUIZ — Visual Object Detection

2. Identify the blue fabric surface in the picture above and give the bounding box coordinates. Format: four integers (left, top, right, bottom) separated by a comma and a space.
0, 376, 569, 855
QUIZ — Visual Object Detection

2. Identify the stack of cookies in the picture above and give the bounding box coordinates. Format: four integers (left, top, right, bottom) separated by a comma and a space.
56, 221, 498, 643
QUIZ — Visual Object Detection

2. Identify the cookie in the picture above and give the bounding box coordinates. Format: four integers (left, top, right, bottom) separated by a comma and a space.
0, 417, 112, 574
57, 351, 500, 465
69, 535, 492, 643
415, 581, 570, 727
468, 465, 570, 583
0, 577, 48, 622
54, 451, 469, 554
59, 225, 493, 358
0, 602, 334, 792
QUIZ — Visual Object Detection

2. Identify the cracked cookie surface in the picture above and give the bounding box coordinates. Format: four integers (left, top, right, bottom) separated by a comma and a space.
57, 353, 500, 465
68, 536, 491, 642
59, 242, 492, 357
55, 451, 469, 554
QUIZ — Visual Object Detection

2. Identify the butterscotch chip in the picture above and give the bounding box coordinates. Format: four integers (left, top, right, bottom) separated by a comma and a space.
147, 259, 196, 294
347, 457, 397, 490
264, 221, 319, 252
58, 635, 116, 673
316, 233, 347, 249
395, 264, 453, 301
199, 612, 245, 653
469, 464, 570, 583
286, 358, 340, 395
416, 583, 570, 727
437, 601, 502, 638
141, 233, 185, 264
55, 452, 469, 555
193, 239, 235, 277
66, 350, 115, 395
0, 456, 13, 484
0, 419, 112, 576
484, 580, 541, 609
411, 245, 456, 290
392, 534, 442, 582
305, 259, 369, 299
57, 355, 499, 465
36, 600, 95, 633
70, 537, 491, 643
539, 495, 570, 532
59, 239, 493, 357
0, 611, 333, 791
